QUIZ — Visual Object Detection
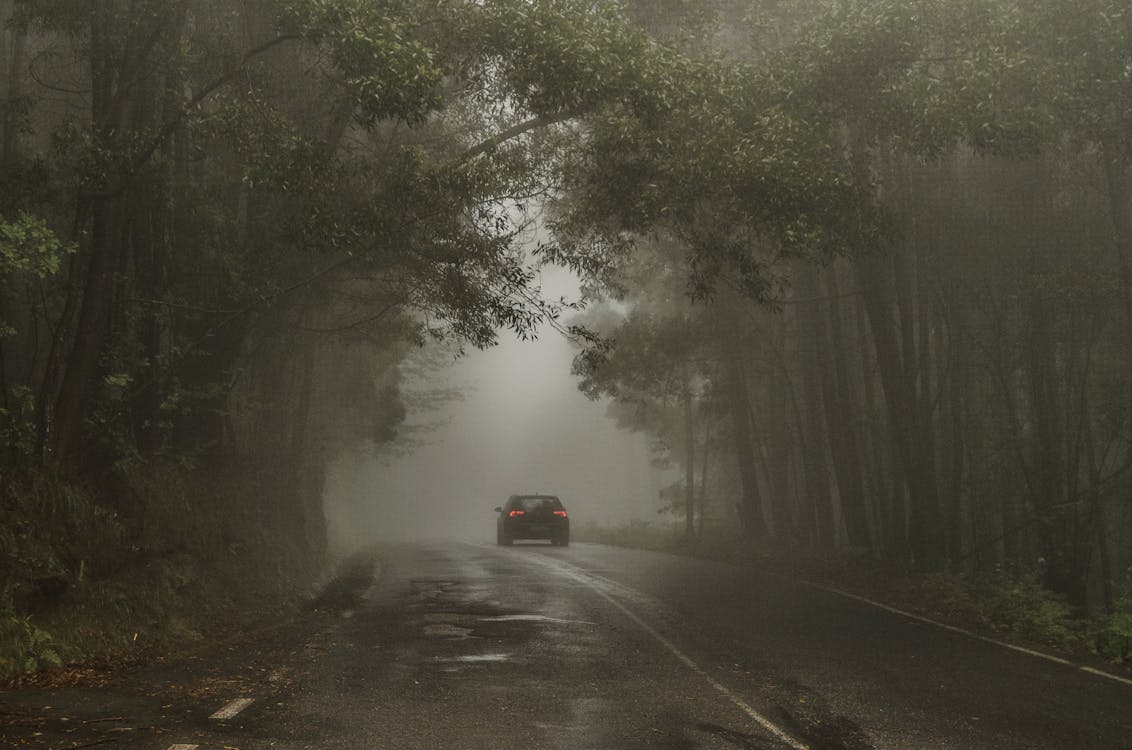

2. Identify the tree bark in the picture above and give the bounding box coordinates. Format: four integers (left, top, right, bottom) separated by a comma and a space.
49, 195, 126, 464
2, 11, 25, 165
795, 263, 836, 549
697, 417, 711, 540
823, 266, 870, 548
682, 382, 695, 543
848, 128, 943, 571
723, 343, 767, 540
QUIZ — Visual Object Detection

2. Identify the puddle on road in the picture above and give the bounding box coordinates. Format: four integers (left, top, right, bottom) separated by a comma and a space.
422, 623, 475, 639
479, 614, 595, 625
423, 612, 478, 625
433, 653, 511, 663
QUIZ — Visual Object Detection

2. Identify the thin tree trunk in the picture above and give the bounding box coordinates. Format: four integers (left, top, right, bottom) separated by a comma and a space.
683, 384, 695, 543
698, 417, 711, 540
942, 308, 966, 571
856, 249, 943, 571
823, 267, 870, 548
50, 196, 126, 464
2, 15, 25, 165
795, 263, 835, 549
724, 344, 767, 540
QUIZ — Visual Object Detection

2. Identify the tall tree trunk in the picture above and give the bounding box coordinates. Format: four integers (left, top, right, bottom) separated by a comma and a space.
38, 0, 129, 466
856, 288, 897, 559
1025, 296, 1082, 603
1101, 149, 1132, 419
823, 266, 870, 548
856, 248, 944, 571
795, 263, 836, 549
2, 11, 25, 165
682, 382, 695, 543
724, 344, 767, 540
697, 417, 711, 540
848, 129, 943, 571
942, 307, 967, 571
50, 196, 126, 464
761, 320, 800, 544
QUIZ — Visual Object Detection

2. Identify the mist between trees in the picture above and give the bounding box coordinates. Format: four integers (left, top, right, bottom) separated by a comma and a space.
2, 0, 1131, 670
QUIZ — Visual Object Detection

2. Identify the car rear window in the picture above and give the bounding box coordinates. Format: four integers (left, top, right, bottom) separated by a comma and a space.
515, 496, 562, 512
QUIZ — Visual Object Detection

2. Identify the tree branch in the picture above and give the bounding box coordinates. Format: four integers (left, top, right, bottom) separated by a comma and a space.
93, 33, 300, 198
448, 111, 575, 168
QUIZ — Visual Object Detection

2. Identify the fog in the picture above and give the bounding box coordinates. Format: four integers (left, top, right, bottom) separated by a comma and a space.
323, 266, 669, 551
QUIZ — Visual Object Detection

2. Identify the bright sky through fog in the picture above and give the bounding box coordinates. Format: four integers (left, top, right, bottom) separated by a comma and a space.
323, 265, 668, 548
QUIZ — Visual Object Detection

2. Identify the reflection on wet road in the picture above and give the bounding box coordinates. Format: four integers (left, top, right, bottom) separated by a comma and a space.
3, 541, 1130, 749
260, 541, 1130, 749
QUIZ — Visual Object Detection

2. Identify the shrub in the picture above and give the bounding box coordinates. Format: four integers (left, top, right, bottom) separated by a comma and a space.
1, 615, 63, 674
978, 571, 1079, 647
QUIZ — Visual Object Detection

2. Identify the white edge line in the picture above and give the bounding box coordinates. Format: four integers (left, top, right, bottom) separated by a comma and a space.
167, 745, 199, 750
209, 696, 255, 720
468, 542, 1132, 689
803, 581, 1132, 686
547, 560, 809, 750
1080, 666, 1132, 687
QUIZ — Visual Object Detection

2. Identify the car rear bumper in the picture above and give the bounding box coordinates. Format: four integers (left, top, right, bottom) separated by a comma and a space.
501, 521, 569, 539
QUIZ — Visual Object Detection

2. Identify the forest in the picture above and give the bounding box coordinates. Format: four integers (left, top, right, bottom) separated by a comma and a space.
2, 0, 1131, 674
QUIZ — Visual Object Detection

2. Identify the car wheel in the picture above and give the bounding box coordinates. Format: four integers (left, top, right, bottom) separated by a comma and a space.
554, 532, 569, 547
497, 528, 512, 546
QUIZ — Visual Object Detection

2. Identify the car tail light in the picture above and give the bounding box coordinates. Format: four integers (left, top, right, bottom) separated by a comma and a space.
553, 510, 568, 518
508, 510, 525, 518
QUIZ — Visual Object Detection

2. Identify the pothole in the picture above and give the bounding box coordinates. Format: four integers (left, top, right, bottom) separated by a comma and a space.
423, 623, 475, 639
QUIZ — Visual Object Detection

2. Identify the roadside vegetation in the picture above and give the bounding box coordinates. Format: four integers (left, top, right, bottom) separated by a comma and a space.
1, 464, 319, 680
4, 0, 1132, 680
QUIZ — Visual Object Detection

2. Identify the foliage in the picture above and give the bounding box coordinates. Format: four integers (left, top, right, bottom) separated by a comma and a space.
1090, 606, 1132, 663
0, 213, 69, 279
0, 616, 63, 674
0, 385, 36, 461
0, 212, 72, 337
0, 460, 325, 678
978, 571, 1079, 646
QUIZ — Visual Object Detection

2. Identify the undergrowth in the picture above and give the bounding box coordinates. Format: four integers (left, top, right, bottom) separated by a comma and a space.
0, 462, 321, 681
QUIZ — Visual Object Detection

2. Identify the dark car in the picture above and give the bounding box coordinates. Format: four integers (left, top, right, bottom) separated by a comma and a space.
495, 494, 569, 546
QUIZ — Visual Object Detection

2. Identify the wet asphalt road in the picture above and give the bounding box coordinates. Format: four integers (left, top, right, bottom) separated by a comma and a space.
3, 541, 1131, 749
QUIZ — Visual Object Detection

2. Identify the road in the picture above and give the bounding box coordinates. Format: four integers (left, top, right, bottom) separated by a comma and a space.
2, 541, 1130, 749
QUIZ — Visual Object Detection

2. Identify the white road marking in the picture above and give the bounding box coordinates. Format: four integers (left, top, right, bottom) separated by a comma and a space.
480, 614, 597, 625
797, 580, 1132, 686
433, 653, 511, 663
1079, 666, 1132, 687
799, 581, 1071, 667
209, 697, 254, 720
536, 556, 809, 750
167, 744, 198, 750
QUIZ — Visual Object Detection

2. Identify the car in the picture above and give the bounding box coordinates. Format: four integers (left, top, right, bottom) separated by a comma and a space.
495, 494, 569, 546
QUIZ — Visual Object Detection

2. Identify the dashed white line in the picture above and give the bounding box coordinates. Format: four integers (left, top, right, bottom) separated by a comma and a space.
209, 696, 255, 720
167, 744, 198, 750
